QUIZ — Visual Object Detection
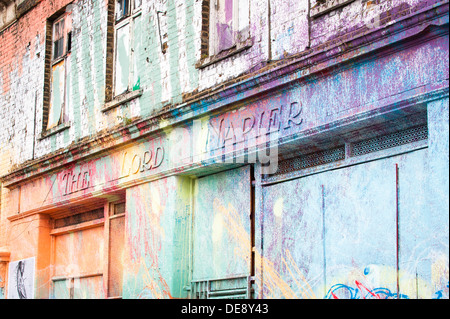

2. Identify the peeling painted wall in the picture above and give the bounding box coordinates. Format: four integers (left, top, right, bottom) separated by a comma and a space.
0, 0, 444, 173
0, 0, 448, 299
124, 176, 191, 299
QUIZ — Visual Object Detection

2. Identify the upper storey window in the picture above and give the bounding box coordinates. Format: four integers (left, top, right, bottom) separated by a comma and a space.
310, 0, 356, 18
113, 0, 142, 97
0, 0, 17, 31
44, 9, 72, 132
52, 15, 72, 60
208, 0, 250, 56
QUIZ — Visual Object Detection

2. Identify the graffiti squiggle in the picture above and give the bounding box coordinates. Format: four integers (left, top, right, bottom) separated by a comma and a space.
213, 199, 316, 299
325, 281, 449, 299
325, 281, 409, 299
433, 282, 449, 299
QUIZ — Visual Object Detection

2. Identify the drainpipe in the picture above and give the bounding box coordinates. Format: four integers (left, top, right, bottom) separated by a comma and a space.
267, 0, 272, 61
32, 91, 37, 160
307, 0, 311, 48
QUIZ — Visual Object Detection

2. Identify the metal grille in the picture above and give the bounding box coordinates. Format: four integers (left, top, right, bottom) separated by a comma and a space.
191, 276, 251, 299
272, 146, 346, 177
54, 208, 104, 228
351, 125, 428, 157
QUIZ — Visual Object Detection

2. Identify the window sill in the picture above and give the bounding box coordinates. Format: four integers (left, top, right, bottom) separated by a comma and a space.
102, 89, 143, 112
311, 0, 356, 18
195, 38, 253, 69
39, 122, 70, 140
51, 272, 103, 282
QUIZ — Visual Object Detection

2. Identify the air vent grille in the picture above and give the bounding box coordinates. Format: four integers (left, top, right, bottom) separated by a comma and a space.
191, 276, 251, 299
351, 125, 428, 157
272, 146, 346, 178
54, 208, 104, 228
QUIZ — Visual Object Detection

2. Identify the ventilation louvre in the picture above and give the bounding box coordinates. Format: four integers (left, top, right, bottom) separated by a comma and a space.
350, 125, 428, 157
271, 146, 346, 178
54, 208, 104, 228
191, 276, 251, 299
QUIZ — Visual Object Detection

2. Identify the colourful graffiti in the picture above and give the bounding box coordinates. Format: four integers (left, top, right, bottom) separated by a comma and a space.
433, 282, 450, 299
212, 198, 317, 299
325, 281, 449, 299
211, 194, 449, 300
325, 281, 408, 299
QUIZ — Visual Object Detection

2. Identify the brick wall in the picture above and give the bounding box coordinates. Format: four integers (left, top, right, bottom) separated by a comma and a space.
0, 0, 444, 247
310, 0, 442, 47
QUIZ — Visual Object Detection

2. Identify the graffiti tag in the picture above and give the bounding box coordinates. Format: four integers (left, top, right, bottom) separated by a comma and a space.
325, 281, 449, 299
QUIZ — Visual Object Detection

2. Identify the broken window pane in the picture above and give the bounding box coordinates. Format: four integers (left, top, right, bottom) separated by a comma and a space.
53, 19, 65, 59
116, 0, 129, 21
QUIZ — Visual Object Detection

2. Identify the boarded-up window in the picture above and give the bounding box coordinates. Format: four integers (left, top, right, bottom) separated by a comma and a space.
209, 0, 249, 55
113, 0, 141, 97
47, 11, 72, 130
262, 158, 398, 298
50, 202, 127, 299
52, 225, 104, 299
193, 166, 252, 282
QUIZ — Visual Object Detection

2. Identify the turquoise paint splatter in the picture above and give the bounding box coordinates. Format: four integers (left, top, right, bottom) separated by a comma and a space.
132, 14, 142, 91
116, 25, 130, 93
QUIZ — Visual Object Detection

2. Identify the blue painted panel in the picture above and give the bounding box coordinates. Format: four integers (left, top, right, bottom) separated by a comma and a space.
323, 159, 397, 298
262, 174, 325, 298
261, 144, 448, 299
193, 166, 251, 281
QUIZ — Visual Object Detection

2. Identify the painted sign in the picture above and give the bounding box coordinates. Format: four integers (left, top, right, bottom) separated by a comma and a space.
61, 167, 91, 196
120, 146, 165, 177
209, 100, 304, 148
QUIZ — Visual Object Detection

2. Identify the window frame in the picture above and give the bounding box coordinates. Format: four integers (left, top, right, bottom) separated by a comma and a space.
49, 207, 105, 299
48, 200, 126, 299
112, 0, 142, 99
197, 0, 252, 69
42, 8, 73, 136
106, 201, 126, 299
310, 0, 356, 18
209, 0, 249, 56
